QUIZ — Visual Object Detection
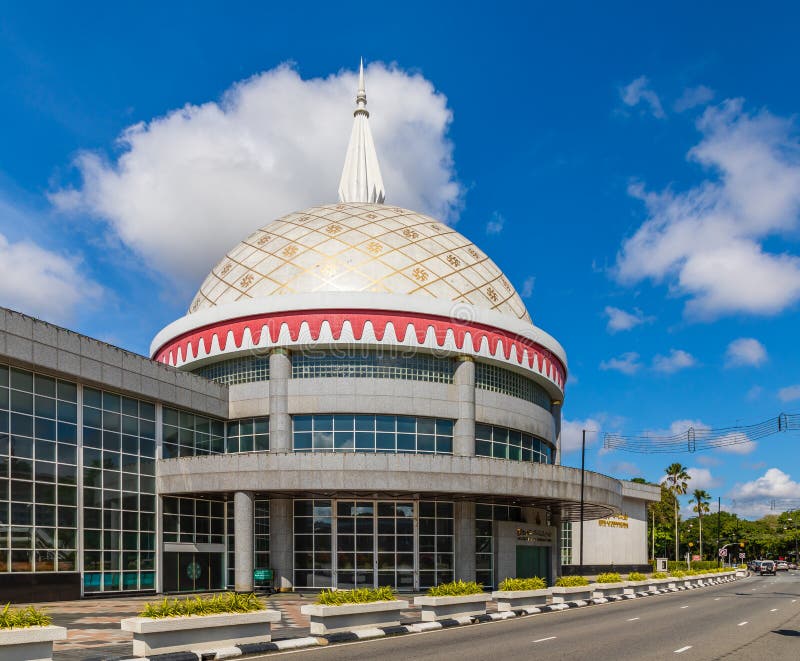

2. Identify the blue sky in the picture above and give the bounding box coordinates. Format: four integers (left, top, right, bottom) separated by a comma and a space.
2, 2, 799, 518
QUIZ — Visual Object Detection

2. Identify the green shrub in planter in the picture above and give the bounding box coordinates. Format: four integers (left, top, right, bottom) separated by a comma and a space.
426, 580, 484, 597
627, 572, 648, 581
651, 572, 668, 579
670, 570, 687, 578
0, 603, 52, 629
555, 575, 589, 587
315, 586, 396, 606
498, 577, 547, 591
139, 592, 265, 618
596, 572, 622, 583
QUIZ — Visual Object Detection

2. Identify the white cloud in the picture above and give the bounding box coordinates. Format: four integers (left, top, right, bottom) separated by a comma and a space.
485, 211, 505, 235
0, 232, 102, 324
725, 337, 767, 367
652, 349, 696, 373
715, 432, 757, 454
697, 455, 722, 467
520, 276, 535, 298
599, 351, 641, 375
674, 85, 715, 112
560, 417, 603, 453
620, 76, 665, 118
778, 384, 800, 402
608, 461, 642, 478
685, 467, 721, 490
616, 99, 800, 320
51, 62, 462, 289
604, 305, 653, 333
732, 468, 800, 517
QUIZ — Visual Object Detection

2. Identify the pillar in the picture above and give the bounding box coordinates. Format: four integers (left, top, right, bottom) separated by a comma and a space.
550, 511, 563, 583
269, 498, 293, 591
269, 348, 291, 452
234, 491, 254, 592
551, 400, 563, 465
453, 356, 475, 457
454, 501, 476, 582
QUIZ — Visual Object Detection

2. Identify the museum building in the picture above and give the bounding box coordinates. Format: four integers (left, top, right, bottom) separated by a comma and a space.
0, 63, 659, 601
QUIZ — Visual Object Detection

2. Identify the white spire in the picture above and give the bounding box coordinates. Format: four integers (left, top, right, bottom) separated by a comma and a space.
338, 58, 386, 204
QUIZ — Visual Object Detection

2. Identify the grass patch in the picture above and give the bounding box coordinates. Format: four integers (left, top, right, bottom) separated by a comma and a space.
498, 577, 547, 591
554, 575, 589, 587
0, 604, 52, 629
627, 572, 648, 581
426, 580, 484, 597
596, 572, 622, 584
139, 592, 265, 618
315, 586, 396, 606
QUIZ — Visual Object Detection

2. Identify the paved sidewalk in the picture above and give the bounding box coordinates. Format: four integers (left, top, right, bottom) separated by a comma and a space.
16, 591, 457, 660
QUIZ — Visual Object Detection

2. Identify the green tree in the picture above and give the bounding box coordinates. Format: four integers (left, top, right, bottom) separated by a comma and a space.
664, 463, 690, 561
690, 489, 711, 558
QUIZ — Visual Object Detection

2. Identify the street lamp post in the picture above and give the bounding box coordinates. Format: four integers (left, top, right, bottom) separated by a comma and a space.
786, 517, 798, 564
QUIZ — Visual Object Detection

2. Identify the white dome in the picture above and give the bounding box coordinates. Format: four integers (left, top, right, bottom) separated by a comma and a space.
189, 202, 532, 322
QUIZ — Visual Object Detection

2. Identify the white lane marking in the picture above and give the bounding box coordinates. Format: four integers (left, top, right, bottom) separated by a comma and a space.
674, 646, 692, 654
627, 617, 640, 621
533, 636, 556, 643
793, 599, 797, 603
770, 608, 778, 612
738, 621, 749, 626
680, 605, 689, 609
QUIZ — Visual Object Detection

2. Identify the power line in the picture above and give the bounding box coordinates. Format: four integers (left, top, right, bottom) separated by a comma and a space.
604, 413, 800, 454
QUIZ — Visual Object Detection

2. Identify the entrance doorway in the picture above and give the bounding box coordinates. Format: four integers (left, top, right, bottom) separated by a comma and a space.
163, 552, 224, 593
516, 545, 551, 585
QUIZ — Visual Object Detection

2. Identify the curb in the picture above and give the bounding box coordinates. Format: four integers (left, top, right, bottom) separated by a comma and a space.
95, 575, 740, 660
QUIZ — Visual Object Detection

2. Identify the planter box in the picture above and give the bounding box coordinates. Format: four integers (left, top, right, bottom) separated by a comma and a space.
121, 610, 281, 657
300, 600, 409, 635
623, 580, 650, 596
551, 585, 594, 604
0, 625, 67, 661
592, 582, 627, 600
413, 594, 491, 621
491, 588, 551, 612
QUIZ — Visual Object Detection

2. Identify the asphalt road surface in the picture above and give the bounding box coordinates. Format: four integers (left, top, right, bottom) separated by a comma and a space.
260, 572, 800, 660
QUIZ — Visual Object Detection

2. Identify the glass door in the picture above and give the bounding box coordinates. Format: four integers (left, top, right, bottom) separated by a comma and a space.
334, 500, 416, 590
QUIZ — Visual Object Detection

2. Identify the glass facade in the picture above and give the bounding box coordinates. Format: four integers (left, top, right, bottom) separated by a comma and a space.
292, 351, 455, 383
475, 503, 524, 588
162, 408, 225, 458
293, 415, 454, 454
82, 387, 156, 593
475, 424, 554, 464
193, 355, 270, 386
0, 365, 78, 574
561, 521, 572, 565
162, 496, 226, 544
293, 498, 453, 590
475, 362, 552, 411
226, 418, 269, 453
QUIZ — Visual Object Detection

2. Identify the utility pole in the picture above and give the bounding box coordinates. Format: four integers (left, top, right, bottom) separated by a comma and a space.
580, 429, 586, 568
716, 497, 721, 569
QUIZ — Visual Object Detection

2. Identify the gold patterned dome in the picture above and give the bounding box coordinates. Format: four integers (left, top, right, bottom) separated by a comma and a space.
189, 202, 532, 322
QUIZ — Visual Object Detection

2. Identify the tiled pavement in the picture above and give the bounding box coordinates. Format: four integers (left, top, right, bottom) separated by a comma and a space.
16, 592, 460, 660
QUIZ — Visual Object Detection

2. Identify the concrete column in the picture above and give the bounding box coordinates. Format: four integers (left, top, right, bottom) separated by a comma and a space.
234, 491, 254, 592
454, 501, 476, 582
269, 498, 293, 591
453, 357, 475, 457
551, 400, 563, 465
550, 511, 563, 583
269, 348, 291, 453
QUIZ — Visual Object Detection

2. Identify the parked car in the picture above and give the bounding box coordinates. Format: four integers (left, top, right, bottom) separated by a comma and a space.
776, 561, 789, 571
789, 562, 798, 570
760, 560, 776, 575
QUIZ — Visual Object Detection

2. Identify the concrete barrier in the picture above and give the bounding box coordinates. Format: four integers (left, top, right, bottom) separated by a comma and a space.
491, 588, 551, 611
413, 594, 491, 621
0, 625, 67, 661
300, 600, 409, 635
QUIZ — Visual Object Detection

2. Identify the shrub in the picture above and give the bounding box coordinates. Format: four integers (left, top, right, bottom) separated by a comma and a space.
627, 572, 647, 581
555, 575, 589, 587
652, 560, 719, 573
0, 604, 52, 629
315, 586, 396, 606
498, 577, 547, 591
140, 592, 265, 618
651, 572, 668, 579
426, 580, 484, 597
670, 570, 687, 578
596, 572, 622, 584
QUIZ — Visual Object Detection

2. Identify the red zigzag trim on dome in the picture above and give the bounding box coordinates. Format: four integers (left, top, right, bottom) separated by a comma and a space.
155, 309, 566, 388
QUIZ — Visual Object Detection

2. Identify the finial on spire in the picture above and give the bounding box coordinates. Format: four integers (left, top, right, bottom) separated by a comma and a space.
338, 59, 386, 204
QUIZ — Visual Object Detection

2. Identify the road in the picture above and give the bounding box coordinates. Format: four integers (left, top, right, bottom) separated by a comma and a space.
259, 572, 800, 660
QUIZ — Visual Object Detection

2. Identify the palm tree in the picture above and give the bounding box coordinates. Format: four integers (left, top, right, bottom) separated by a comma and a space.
690, 489, 711, 559
664, 463, 690, 561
